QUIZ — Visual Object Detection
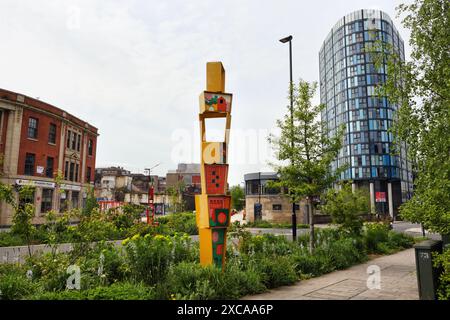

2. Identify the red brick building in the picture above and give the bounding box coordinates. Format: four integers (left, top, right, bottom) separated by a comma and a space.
0, 88, 98, 226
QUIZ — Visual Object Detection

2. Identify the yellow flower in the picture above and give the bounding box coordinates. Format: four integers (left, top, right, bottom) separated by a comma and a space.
121, 238, 130, 246
131, 234, 140, 241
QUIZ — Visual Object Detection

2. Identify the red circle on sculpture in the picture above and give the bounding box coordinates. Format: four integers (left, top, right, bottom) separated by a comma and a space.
218, 212, 227, 224
212, 231, 219, 242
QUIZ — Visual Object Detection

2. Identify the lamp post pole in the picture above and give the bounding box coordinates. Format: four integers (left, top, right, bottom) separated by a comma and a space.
279, 35, 297, 241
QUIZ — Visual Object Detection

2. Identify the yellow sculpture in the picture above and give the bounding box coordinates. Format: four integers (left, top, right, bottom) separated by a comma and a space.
195, 62, 233, 269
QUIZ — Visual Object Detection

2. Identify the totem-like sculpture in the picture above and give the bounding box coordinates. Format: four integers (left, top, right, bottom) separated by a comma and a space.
195, 62, 232, 269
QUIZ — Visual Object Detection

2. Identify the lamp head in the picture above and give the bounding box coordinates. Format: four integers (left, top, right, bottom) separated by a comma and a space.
279, 35, 293, 43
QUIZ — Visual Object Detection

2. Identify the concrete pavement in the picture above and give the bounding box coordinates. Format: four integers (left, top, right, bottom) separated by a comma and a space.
243, 248, 419, 300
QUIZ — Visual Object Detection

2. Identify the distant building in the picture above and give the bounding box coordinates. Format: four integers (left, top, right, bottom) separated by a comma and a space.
244, 172, 308, 224
94, 167, 168, 211
0, 88, 98, 226
319, 9, 414, 218
166, 163, 201, 211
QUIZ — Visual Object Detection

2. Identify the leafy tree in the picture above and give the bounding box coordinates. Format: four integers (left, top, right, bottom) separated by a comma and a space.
370, 0, 450, 235
230, 185, 245, 211
269, 80, 344, 252
167, 180, 186, 213
321, 182, 369, 236
11, 185, 36, 257
83, 186, 99, 216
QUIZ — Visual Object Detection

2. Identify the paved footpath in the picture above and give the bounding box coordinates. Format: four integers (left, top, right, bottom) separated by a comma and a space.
243, 248, 419, 300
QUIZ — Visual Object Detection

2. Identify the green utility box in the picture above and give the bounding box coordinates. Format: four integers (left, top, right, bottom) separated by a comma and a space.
414, 240, 443, 300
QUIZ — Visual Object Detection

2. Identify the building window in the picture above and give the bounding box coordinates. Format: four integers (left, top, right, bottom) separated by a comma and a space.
75, 163, 79, 182
66, 130, 71, 148
272, 204, 282, 211
71, 132, 76, 150
72, 191, 79, 209
41, 189, 53, 213
69, 162, 75, 181
24, 153, 35, 175
19, 188, 35, 209
46, 157, 54, 178
27, 117, 38, 139
88, 139, 93, 156
48, 123, 57, 144
76, 134, 81, 151
86, 167, 91, 183
64, 161, 69, 180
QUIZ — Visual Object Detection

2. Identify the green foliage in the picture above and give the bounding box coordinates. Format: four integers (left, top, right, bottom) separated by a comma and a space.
30, 282, 155, 300
27, 252, 71, 292
123, 233, 194, 286
0, 232, 23, 247
363, 223, 414, 254
0, 265, 37, 300
268, 80, 345, 252
156, 212, 198, 235
254, 255, 298, 289
230, 185, 245, 211
268, 80, 344, 203
369, 0, 450, 235
82, 186, 99, 216
434, 248, 450, 300
321, 183, 369, 236
166, 262, 222, 300
245, 220, 309, 229
11, 185, 37, 256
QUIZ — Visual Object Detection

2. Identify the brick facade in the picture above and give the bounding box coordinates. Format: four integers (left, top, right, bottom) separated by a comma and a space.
0, 88, 98, 226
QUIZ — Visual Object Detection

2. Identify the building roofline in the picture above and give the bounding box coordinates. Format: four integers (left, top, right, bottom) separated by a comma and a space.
0, 87, 98, 135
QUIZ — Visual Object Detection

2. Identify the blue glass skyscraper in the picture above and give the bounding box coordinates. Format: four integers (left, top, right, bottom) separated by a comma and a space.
319, 9, 413, 218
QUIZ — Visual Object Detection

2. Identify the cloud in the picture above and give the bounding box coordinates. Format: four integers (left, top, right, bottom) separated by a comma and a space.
0, 0, 411, 184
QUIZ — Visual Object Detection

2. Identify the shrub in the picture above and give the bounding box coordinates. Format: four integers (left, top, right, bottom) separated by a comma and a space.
387, 231, 414, 249
253, 255, 298, 289
156, 212, 198, 235
26, 252, 71, 292
363, 223, 414, 254
124, 233, 193, 286
166, 262, 222, 300
30, 282, 155, 300
321, 183, 369, 236
434, 248, 450, 300
363, 222, 390, 253
325, 238, 367, 269
239, 234, 295, 256
0, 265, 37, 300
293, 252, 332, 278
0, 232, 24, 247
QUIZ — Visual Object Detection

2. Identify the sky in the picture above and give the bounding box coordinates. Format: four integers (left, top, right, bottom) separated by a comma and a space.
0, 0, 413, 186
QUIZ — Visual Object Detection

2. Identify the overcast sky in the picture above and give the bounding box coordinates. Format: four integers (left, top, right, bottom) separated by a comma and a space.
0, 0, 412, 186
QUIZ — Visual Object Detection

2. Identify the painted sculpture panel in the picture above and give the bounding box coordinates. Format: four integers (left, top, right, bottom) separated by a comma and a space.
196, 62, 232, 270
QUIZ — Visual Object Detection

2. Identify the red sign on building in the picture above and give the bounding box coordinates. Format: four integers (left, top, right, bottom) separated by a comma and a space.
375, 192, 387, 203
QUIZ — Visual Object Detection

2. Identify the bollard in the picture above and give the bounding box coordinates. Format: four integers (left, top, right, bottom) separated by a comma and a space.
414, 240, 443, 300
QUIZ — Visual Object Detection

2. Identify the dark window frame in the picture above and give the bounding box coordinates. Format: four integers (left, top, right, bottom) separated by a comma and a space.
41, 188, 53, 213
46, 157, 54, 178
48, 123, 57, 144
27, 117, 39, 139
24, 153, 35, 176
88, 139, 93, 156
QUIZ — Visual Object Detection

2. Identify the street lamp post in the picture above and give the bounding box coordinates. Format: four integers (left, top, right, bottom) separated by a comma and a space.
144, 163, 161, 223
279, 35, 297, 241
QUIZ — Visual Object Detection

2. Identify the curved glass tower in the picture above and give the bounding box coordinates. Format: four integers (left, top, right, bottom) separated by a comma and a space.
319, 9, 413, 218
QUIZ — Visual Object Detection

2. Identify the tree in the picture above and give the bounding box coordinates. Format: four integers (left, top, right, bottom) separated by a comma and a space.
83, 186, 99, 216
11, 185, 36, 257
370, 0, 450, 235
230, 185, 245, 211
321, 182, 369, 237
167, 180, 186, 213
269, 80, 344, 252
